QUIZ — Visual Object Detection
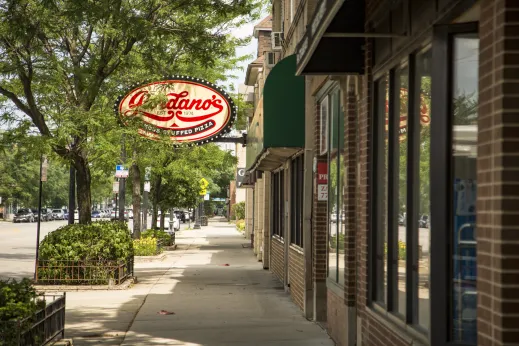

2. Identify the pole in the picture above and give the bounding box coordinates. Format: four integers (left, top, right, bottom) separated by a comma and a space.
115, 193, 118, 220
68, 165, 75, 225
119, 135, 126, 221
142, 189, 148, 231
34, 155, 43, 281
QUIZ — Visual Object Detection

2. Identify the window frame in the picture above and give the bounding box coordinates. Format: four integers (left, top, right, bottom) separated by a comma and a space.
290, 154, 304, 247
272, 170, 285, 238
430, 22, 479, 346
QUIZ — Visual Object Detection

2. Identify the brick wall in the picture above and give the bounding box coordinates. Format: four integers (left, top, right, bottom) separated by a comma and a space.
271, 237, 285, 283
288, 246, 305, 310
327, 289, 348, 346
258, 30, 272, 58
477, 1, 519, 344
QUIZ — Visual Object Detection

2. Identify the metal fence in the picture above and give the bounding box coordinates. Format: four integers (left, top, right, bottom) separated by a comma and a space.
35, 258, 133, 285
0, 294, 66, 346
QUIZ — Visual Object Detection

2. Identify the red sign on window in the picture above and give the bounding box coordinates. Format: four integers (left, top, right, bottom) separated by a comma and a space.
317, 162, 327, 184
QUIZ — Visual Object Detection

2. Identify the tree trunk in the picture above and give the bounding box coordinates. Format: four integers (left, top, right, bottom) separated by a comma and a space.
74, 155, 92, 224
159, 207, 165, 231
151, 175, 161, 230
131, 149, 141, 238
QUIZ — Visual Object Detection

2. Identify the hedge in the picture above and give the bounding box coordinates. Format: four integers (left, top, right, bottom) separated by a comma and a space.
142, 229, 173, 246
134, 238, 160, 256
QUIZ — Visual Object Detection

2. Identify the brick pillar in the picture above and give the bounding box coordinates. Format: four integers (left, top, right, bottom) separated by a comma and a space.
245, 188, 254, 240
357, 38, 373, 345
254, 181, 260, 255
263, 172, 271, 268
478, 1, 519, 344
312, 95, 328, 322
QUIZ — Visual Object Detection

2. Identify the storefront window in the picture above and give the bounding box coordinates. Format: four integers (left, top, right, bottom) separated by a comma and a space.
272, 170, 285, 238
416, 49, 432, 330
327, 88, 344, 284
290, 155, 304, 247
451, 34, 478, 344
396, 67, 408, 317
373, 51, 432, 331
374, 77, 389, 305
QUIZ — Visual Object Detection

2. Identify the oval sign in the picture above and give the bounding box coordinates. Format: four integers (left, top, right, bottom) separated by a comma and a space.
115, 76, 236, 145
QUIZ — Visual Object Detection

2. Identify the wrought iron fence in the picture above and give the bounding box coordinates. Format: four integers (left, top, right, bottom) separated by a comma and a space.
0, 294, 66, 346
35, 258, 133, 285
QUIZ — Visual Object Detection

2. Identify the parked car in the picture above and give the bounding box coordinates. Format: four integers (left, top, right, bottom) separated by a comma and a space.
126, 209, 134, 219
110, 209, 129, 221
174, 210, 185, 223
184, 211, 190, 222
13, 208, 35, 223
52, 209, 66, 220
419, 215, 429, 228
156, 213, 180, 231
92, 210, 102, 218
43, 208, 54, 221
63, 210, 69, 220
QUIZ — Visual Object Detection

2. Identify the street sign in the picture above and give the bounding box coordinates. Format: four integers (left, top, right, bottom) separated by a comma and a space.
41, 158, 48, 182
212, 197, 225, 202
115, 165, 129, 178
144, 182, 151, 192
113, 181, 120, 193
236, 167, 245, 188
204, 193, 210, 201
199, 178, 209, 195
317, 184, 328, 201
144, 167, 151, 181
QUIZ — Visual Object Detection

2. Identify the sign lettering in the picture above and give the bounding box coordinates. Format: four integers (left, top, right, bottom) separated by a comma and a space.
116, 77, 236, 146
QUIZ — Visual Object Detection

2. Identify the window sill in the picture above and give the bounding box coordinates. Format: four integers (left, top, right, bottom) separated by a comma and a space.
367, 304, 429, 346
289, 244, 304, 255
326, 277, 344, 297
272, 235, 284, 244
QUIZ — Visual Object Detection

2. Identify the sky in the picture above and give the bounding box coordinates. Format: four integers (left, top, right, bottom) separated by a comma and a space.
224, 17, 262, 93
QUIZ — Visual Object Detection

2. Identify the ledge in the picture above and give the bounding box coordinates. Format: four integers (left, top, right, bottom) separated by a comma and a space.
34, 276, 137, 292
289, 244, 304, 255
326, 277, 344, 298
135, 253, 166, 263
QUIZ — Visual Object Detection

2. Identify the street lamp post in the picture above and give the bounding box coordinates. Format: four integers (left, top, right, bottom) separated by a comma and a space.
34, 156, 47, 281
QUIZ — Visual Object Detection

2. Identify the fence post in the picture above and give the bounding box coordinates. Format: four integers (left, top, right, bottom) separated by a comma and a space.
62, 292, 66, 340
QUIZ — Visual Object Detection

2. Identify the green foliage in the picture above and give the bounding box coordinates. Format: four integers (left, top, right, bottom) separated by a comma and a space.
236, 219, 245, 232
330, 234, 345, 251
39, 221, 133, 261
232, 202, 245, 220
134, 237, 160, 256
0, 278, 45, 344
142, 229, 173, 246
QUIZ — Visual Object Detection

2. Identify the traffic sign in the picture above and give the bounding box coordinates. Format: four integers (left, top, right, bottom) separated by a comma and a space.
113, 181, 120, 193
115, 165, 129, 178
236, 167, 245, 187
144, 182, 151, 192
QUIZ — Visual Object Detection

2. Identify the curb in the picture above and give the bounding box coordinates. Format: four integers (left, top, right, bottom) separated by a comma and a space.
34, 277, 137, 292
135, 253, 166, 263
51, 339, 73, 345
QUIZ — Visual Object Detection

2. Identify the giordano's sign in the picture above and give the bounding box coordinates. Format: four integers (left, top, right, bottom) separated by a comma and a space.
115, 76, 236, 146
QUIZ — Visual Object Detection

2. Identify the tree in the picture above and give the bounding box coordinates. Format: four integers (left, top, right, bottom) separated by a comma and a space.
0, 0, 262, 223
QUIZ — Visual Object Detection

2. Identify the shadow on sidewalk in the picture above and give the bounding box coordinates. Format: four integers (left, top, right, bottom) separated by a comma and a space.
65, 221, 333, 346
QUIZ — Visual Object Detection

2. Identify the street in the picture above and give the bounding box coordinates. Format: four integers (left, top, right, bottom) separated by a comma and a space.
0, 218, 185, 280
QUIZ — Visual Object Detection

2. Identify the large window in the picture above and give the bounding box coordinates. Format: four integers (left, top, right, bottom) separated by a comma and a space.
326, 88, 345, 285
290, 155, 304, 247
272, 170, 285, 238
372, 50, 432, 329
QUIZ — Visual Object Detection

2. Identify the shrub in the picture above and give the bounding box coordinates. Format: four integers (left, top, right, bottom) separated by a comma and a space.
236, 219, 245, 232
0, 278, 45, 344
231, 202, 245, 220
134, 237, 160, 256
39, 221, 133, 262
37, 221, 133, 285
142, 229, 173, 246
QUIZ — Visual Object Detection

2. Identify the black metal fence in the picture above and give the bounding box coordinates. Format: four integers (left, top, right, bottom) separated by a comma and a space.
0, 294, 66, 346
35, 258, 133, 285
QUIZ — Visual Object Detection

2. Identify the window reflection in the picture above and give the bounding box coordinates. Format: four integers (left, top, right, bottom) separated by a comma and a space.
327, 93, 338, 282
451, 34, 478, 344
375, 77, 389, 304
396, 67, 408, 316
417, 49, 432, 330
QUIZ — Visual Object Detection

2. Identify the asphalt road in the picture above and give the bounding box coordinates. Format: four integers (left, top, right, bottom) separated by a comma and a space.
0, 218, 171, 280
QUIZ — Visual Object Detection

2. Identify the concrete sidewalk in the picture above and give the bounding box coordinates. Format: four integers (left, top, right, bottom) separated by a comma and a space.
65, 217, 334, 346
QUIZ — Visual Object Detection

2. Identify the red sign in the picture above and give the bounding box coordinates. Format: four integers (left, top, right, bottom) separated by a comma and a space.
115, 76, 236, 146
317, 162, 327, 184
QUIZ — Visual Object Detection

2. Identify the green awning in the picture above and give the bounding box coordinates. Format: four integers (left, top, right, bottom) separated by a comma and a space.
246, 54, 305, 172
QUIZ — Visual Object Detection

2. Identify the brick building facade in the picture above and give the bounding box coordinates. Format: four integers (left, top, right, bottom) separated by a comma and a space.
244, 0, 519, 345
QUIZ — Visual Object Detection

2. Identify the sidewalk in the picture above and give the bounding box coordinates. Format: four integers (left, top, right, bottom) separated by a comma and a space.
64, 217, 334, 346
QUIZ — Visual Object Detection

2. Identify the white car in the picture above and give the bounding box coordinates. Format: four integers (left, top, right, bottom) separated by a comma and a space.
126, 209, 134, 219
156, 213, 180, 232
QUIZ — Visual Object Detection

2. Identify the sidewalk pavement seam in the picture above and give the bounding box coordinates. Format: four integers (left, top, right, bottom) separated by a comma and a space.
119, 234, 197, 345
